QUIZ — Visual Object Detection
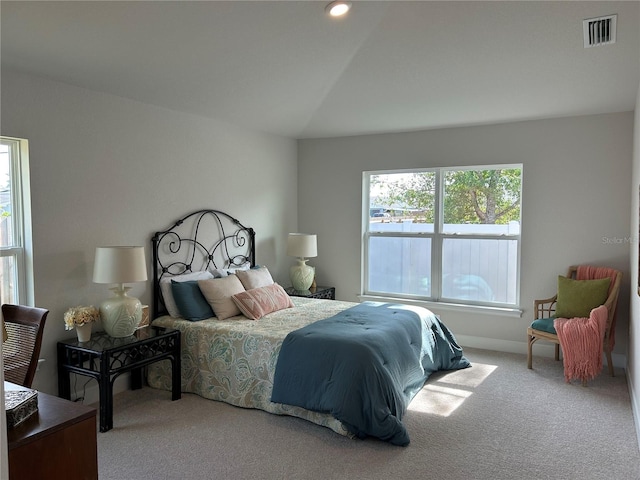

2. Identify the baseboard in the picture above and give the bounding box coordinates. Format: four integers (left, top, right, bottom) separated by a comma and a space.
455, 334, 627, 370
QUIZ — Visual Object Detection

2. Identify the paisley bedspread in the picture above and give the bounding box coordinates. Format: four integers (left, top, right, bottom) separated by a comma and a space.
147, 297, 357, 437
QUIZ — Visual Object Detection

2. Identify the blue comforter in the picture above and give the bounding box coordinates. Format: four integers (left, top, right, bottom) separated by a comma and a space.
271, 302, 470, 446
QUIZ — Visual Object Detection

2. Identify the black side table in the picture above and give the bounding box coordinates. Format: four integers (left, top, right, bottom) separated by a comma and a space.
57, 325, 181, 432
286, 285, 336, 300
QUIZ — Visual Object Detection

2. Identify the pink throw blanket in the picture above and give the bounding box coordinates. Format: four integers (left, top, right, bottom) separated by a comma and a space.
554, 305, 608, 383
576, 265, 617, 350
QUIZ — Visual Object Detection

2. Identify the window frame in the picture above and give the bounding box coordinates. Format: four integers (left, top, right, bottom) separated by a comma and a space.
362, 164, 522, 312
0, 136, 34, 306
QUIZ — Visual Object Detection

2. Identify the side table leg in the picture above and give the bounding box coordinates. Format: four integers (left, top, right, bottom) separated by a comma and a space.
171, 357, 181, 401
131, 367, 143, 390
57, 342, 71, 399
171, 332, 181, 401
99, 356, 114, 432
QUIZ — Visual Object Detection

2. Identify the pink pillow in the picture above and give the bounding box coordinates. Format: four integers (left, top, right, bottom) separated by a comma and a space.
231, 283, 294, 320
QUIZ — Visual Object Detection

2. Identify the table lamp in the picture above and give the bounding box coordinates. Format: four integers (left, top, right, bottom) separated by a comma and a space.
93, 246, 148, 337
287, 233, 317, 291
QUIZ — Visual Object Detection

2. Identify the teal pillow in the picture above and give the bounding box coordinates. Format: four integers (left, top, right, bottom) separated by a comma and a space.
530, 317, 557, 334
555, 276, 610, 318
171, 280, 214, 321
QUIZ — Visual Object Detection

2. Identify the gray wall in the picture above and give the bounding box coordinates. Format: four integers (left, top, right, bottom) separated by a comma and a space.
298, 112, 635, 358
0, 71, 298, 396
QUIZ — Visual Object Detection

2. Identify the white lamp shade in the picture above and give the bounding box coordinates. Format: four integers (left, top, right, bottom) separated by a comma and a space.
93, 246, 148, 284
286, 234, 317, 258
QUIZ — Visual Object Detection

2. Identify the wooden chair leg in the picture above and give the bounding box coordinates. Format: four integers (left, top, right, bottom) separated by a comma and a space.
606, 350, 615, 377
527, 334, 533, 369
554, 344, 560, 361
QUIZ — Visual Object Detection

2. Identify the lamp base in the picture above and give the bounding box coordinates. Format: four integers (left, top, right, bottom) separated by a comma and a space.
290, 259, 315, 291
100, 286, 142, 337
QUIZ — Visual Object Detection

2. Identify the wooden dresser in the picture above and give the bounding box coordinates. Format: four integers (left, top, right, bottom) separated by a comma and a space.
6, 381, 97, 480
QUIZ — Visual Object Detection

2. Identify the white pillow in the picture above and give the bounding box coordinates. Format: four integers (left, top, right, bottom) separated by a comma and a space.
209, 263, 251, 278
236, 266, 274, 290
160, 271, 214, 317
198, 275, 246, 320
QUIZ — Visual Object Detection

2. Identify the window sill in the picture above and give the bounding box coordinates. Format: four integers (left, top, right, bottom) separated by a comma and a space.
357, 294, 523, 318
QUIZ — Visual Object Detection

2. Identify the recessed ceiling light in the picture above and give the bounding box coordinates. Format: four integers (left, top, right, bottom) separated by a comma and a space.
325, 1, 352, 17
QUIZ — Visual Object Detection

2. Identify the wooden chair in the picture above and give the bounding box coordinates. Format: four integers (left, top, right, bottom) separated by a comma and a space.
527, 265, 622, 377
2, 304, 49, 388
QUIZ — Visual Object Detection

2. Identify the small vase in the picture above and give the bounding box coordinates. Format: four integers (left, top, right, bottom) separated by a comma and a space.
76, 322, 92, 342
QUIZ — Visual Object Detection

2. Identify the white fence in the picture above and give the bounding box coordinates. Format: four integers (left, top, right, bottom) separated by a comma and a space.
367, 220, 518, 304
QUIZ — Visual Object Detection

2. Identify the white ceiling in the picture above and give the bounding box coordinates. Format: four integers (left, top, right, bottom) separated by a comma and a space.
1, 1, 639, 139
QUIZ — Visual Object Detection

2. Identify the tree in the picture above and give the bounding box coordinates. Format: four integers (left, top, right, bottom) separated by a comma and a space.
371, 172, 435, 222
371, 168, 521, 225
444, 169, 521, 224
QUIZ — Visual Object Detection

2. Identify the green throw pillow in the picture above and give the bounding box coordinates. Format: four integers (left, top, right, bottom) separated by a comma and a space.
555, 275, 610, 318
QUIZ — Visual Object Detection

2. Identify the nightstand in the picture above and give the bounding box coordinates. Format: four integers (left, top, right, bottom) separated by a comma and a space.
57, 325, 181, 432
286, 285, 336, 300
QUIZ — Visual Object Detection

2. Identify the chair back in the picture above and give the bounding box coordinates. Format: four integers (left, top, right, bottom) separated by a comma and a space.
2, 304, 49, 388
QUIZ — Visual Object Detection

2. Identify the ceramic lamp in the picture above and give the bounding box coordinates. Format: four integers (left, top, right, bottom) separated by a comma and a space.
287, 233, 317, 291
93, 246, 148, 337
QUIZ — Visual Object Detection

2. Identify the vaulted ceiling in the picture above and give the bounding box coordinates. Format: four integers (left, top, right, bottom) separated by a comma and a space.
2, 1, 639, 139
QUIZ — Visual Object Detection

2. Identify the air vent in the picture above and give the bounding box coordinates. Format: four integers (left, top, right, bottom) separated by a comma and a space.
583, 14, 617, 48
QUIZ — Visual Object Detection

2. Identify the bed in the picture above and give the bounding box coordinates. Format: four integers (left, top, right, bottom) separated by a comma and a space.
146, 209, 470, 445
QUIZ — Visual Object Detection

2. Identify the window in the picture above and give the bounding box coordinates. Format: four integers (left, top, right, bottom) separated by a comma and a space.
363, 165, 522, 309
0, 137, 33, 305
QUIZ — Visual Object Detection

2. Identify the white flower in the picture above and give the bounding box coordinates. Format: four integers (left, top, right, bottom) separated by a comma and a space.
64, 306, 100, 330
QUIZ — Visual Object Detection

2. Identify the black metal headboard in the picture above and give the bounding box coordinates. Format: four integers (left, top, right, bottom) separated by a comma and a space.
151, 209, 255, 319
